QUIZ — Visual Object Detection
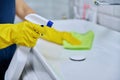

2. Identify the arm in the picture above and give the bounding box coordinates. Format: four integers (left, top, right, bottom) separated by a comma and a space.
0, 21, 81, 49
16, 0, 35, 20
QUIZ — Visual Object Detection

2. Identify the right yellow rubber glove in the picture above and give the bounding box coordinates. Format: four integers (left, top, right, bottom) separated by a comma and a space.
39, 25, 81, 45
0, 21, 81, 49
0, 21, 43, 49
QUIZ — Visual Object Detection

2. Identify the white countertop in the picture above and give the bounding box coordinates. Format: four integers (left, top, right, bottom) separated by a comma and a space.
34, 19, 120, 80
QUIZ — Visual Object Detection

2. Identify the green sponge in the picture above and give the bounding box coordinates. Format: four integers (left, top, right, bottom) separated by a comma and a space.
63, 31, 94, 50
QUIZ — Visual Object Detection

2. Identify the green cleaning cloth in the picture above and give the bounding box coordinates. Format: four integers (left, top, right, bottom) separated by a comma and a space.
63, 31, 94, 50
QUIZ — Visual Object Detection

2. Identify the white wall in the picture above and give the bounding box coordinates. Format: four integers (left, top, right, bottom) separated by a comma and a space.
73, 0, 120, 31
15, 0, 120, 32
15, 0, 71, 22
25, 0, 70, 20
97, 6, 120, 31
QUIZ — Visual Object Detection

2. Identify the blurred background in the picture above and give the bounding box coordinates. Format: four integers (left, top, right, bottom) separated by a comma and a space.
15, 0, 120, 31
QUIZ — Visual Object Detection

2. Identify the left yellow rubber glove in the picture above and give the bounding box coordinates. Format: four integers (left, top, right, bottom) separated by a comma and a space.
0, 21, 43, 49
39, 25, 81, 45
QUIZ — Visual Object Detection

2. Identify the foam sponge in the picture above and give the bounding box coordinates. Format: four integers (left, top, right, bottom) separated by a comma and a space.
63, 31, 94, 50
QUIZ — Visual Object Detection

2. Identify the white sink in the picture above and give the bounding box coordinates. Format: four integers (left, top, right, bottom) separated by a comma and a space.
5, 19, 120, 80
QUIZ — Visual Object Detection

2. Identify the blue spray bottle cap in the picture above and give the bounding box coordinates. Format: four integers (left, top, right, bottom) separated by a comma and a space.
47, 20, 53, 27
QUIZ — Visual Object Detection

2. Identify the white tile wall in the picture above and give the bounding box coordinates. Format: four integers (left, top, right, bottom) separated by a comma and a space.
97, 5, 120, 31
15, 0, 120, 31
74, 0, 120, 31
98, 13, 120, 31
114, 6, 120, 17
98, 6, 114, 16
24, 0, 70, 20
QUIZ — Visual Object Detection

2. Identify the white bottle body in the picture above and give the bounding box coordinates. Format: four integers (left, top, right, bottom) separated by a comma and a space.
25, 14, 53, 27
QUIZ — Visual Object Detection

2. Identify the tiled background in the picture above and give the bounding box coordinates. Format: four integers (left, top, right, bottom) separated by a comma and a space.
15, 0, 70, 22
15, 0, 120, 31
24, 0, 70, 20
71, 0, 120, 31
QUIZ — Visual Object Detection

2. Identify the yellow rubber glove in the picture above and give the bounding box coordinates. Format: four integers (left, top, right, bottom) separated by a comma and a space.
0, 21, 80, 49
39, 25, 81, 45
0, 21, 43, 49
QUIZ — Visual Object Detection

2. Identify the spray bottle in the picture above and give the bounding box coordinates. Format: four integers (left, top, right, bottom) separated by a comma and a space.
25, 14, 54, 27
